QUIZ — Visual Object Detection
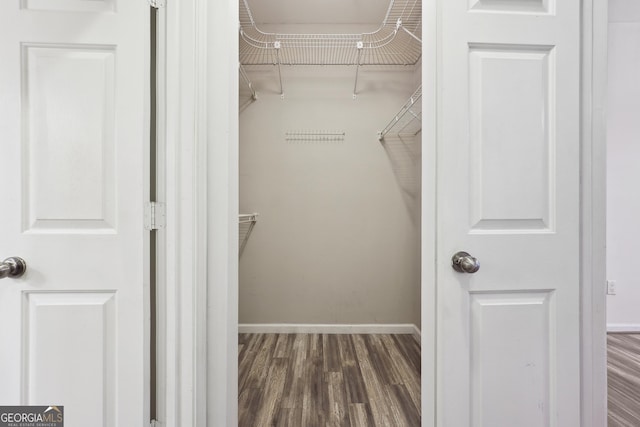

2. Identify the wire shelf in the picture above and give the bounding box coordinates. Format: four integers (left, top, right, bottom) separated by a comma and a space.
378, 85, 422, 141
285, 130, 345, 142
239, 0, 421, 66
239, 213, 259, 256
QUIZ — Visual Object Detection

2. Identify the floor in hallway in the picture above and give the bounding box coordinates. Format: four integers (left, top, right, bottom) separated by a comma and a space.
608, 333, 640, 427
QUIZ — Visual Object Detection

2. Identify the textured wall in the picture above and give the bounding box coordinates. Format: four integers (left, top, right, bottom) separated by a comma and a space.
239, 66, 421, 326
607, 0, 640, 327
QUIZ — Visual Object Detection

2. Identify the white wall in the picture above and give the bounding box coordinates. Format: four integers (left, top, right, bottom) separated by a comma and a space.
607, 0, 640, 329
238, 65, 422, 327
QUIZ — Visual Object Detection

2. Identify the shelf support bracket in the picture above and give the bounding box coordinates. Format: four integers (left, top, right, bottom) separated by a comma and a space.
401, 26, 422, 43
274, 41, 284, 99
352, 41, 364, 99
239, 64, 257, 101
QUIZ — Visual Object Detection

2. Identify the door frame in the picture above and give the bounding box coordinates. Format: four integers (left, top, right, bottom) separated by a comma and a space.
580, 0, 608, 425
157, 0, 608, 425
153, 1, 210, 425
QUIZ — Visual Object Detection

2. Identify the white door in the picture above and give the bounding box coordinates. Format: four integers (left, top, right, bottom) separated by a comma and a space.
438, 0, 581, 426
0, 2, 150, 426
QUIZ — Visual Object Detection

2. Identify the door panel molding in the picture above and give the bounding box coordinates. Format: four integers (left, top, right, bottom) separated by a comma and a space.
22, 44, 117, 234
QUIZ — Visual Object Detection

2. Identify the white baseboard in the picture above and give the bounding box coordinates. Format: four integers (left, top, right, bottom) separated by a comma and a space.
239, 323, 421, 340
607, 324, 640, 333
411, 324, 421, 344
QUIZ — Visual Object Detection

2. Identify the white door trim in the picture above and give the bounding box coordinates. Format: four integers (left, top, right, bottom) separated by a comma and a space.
421, 0, 438, 424
580, 0, 608, 425
204, 0, 240, 424
159, 0, 608, 425
155, 0, 209, 425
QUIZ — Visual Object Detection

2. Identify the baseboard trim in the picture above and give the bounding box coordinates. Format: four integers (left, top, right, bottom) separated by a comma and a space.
607, 324, 640, 333
411, 324, 421, 344
239, 323, 421, 339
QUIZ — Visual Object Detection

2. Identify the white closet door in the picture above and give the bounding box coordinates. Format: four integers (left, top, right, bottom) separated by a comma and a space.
0, 2, 149, 426
438, 0, 580, 426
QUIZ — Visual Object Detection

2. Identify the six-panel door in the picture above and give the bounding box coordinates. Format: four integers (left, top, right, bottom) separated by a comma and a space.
438, 0, 581, 425
0, 2, 149, 426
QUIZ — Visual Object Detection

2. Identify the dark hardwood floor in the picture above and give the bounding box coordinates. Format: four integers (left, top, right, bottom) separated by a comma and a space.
608, 333, 640, 427
238, 333, 421, 427
237, 331, 640, 426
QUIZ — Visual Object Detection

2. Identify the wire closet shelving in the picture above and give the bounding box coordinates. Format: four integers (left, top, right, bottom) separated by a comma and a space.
239, 213, 259, 256
239, 0, 422, 98
378, 85, 422, 141
238, 0, 422, 137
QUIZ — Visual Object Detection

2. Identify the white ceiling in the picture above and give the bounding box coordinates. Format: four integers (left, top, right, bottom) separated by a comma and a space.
245, 0, 392, 25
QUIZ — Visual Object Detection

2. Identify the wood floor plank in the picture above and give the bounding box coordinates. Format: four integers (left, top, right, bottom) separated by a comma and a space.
281, 334, 308, 409
238, 333, 421, 427
363, 334, 403, 386
326, 371, 349, 426
348, 403, 375, 427
238, 386, 262, 427
309, 333, 323, 359
608, 333, 640, 427
351, 334, 395, 426
380, 334, 421, 414
305, 331, 327, 425
302, 351, 326, 426
342, 364, 368, 404
337, 334, 358, 367
273, 333, 295, 358
254, 357, 288, 427
323, 334, 342, 373
238, 337, 259, 398
385, 384, 421, 427
240, 333, 277, 392
274, 406, 303, 427
392, 334, 421, 375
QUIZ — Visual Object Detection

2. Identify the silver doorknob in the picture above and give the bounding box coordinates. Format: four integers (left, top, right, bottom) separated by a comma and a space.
451, 251, 480, 274
0, 257, 27, 279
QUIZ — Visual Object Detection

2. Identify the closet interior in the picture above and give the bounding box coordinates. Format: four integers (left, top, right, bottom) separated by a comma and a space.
238, 0, 422, 326
237, 0, 423, 423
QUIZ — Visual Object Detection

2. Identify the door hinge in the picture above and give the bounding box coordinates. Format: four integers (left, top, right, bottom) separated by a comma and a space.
144, 202, 166, 230
149, 0, 165, 9
150, 420, 161, 427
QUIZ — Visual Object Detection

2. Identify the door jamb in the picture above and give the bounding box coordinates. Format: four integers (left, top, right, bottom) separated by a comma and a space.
154, 0, 210, 425
580, 0, 608, 425
422, 0, 438, 425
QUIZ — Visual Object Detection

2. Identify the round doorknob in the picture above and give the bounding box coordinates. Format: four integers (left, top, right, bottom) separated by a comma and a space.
451, 251, 480, 274
0, 257, 27, 279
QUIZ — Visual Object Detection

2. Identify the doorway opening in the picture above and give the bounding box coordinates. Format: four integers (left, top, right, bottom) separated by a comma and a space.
236, 0, 422, 424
